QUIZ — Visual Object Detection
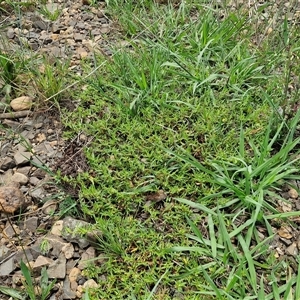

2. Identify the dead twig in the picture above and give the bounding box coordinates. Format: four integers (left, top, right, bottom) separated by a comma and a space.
0, 110, 32, 119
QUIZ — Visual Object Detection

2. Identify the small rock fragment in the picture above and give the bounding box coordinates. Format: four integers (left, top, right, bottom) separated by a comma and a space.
29, 176, 40, 186
0, 255, 15, 276
83, 279, 99, 289
3, 224, 20, 238
7, 27, 15, 39
62, 217, 90, 248
47, 253, 66, 279
145, 189, 167, 202
78, 247, 95, 270
14, 151, 31, 166
0, 184, 25, 214
62, 243, 74, 259
11, 172, 28, 185
51, 220, 63, 235
278, 227, 293, 239
0, 157, 16, 171
30, 187, 46, 201
43, 200, 58, 215
69, 267, 81, 282
74, 33, 84, 41
10, 96, 32, 111
288, 188, 298, 199
286, 242, 298, 256
33, 255, 53, 273
62, 277, 77, 299
24, 217, 38, 231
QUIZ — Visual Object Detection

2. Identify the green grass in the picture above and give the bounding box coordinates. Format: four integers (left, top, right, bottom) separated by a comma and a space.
2, 0, 300, 299
58, 1, 300, 298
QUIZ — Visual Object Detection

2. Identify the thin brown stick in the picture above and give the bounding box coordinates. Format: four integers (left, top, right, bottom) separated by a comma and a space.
0, 110, 32, 119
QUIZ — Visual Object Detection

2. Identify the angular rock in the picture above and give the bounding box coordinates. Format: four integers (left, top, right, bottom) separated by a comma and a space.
74, 33, 84, 42
0, 255, 15, 276
3, 224, 20, 238
43, 200, 58, 215
0, 184, 25, 214
0, 169, 13, 185
62, 217, 90, 249
69, 267, 81, 282
44, 234, 70, 257
33, 255, 53, 273
78, 247, 95, 270
10, 96, 33, 111
62, 243, 74, 259
14, 246, 41, 266
47, 253, 66, 279
33, 20, 48, 30
0, 245, 11, 258
24, 216, 38, 231
30, 187, 46, 201
11, 172, 29, 185
14, 151, 31, 166
83, 279, 99, 289
29, 176, 40, 186
286, 242, 298, 256
16, 166, 31, 175
62, 277, 77, 299
0, 157, 16, 171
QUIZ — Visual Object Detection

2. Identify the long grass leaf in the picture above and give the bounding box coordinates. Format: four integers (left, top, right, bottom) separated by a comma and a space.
237, 235, 257, 293
146, 270, 168, 300
201, 267, 223, 298
175, 198, 217, 215
218, 210, 239, 262
0, 286, 24, 299
207, 214, 217, 258
295, 258, 300, 299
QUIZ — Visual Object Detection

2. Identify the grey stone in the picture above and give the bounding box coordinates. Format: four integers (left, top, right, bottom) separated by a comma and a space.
62, 217, 90, 249
33, 20, 48, 30
29, 176, 40, 185
44, 234, 69, 257
0, 255, 15, 276
26, 31, 40, 39
83, 279, 99, 289
76, 22, 86, 30
24, 216, 38, 231
62, 243, 74, 259
43, 200, 58, 215
16, 166, 31, 175
78, 247, 95, 270
7, 27, 15, 39
30, 187, 46, 201
3, 224, 20, 238
74, 33, 84, 42
47, 253, 66, 279
29, 42, 39, 51
11, 172, 28, 185
62, 277, 77, 299
14, 151, 31, 166
33, 255, 53, 273
0, 169, 13, 185
0, 245, 11, 258
0, 157, 16, 171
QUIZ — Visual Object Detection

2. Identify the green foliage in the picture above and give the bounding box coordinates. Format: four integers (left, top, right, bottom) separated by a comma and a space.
166, 111, 300, 298
38, 4, 61, 21
20, 260, 55, 300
